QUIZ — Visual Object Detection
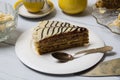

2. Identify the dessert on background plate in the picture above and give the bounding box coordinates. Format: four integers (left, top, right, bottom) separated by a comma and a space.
32, 20, 89, 55
96, 0, 120, 9
92, 0, 120, 34
94, 0, 120, 14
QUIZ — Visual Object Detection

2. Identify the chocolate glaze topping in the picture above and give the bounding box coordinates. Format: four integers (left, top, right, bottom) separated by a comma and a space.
33, 20, 88, 42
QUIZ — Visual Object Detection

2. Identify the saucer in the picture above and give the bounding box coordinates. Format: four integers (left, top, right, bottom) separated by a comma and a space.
18, 0, 54, 18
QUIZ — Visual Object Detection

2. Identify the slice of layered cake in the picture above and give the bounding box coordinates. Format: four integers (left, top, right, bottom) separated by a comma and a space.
32, 21, 89, 55
96, 0, 120, 9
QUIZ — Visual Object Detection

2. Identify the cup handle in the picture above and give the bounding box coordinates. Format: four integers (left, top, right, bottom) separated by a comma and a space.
14, 0, 23, 10
41, 0, 50, 11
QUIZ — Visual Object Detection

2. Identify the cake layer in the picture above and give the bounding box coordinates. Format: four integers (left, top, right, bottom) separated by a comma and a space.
32, 21, 89, 54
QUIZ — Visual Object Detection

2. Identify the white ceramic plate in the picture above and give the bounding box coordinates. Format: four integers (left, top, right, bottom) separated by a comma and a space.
15, 28, 104, 75
18, 0, 54, 18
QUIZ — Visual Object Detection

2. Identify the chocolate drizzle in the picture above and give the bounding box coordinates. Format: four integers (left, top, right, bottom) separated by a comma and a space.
55, 21, 59, 27
60, 26, 64, 33
47, 21, 54, 35
70, 25, 75, 31
63, 26, 70, 32
34, 20, 87, 41
57, 25, 61, 34
60, 23, 63, 27
51, 26, 56, 35
45, 21, 49, 27
41, 21, 49, 39
64, 23, 68, 27
68, 23, 70, 27
36, 26, 40, 31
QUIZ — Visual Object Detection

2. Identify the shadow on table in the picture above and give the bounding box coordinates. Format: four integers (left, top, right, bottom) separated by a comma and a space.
0, 29, 23, 47
19, 9, 57, 22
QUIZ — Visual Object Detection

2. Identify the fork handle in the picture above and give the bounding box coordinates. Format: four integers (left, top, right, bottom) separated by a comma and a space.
75, 46, 113, 55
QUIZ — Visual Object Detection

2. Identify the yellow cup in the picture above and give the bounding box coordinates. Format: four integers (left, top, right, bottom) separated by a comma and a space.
58, 0, 87, 14
14, 0, 45, 13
